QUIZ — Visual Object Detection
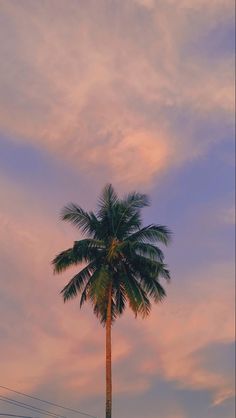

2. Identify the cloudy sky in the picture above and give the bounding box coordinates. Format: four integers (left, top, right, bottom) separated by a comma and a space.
0, 1, 235, 417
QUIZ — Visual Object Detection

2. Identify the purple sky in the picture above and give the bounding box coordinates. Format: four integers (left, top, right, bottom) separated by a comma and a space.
0, 1, 235, 418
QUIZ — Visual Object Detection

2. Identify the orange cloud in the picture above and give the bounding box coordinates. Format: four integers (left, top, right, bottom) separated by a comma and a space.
0, 0, 234, 187
85, 130, 170, 187
135, 262, 235, 405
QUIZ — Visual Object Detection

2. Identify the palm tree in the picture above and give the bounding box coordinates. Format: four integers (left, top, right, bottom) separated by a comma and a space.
52, 184, 171, 418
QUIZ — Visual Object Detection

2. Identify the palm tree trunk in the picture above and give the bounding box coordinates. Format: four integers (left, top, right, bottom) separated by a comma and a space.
105, 285, 112, 418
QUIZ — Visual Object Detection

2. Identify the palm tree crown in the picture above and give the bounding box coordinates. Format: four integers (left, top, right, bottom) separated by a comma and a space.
52, 184, 171, 323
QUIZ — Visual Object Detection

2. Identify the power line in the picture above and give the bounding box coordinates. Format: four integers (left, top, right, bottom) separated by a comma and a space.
0, 386, 97, 418
0, 415, 39, 418
0, 397, 65, 418
0, 395, 65, 418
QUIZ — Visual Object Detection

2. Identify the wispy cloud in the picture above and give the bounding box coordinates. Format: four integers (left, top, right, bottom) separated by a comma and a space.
0, 0, 234, 187
136, 264, 234, 404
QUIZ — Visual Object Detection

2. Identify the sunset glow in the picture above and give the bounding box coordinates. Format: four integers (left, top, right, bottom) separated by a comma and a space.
0, 1, 235, 418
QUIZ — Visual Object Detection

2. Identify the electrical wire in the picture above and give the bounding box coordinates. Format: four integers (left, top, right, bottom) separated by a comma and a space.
0, 414, 39, 417
0, 396, 65, 418
0, 387, 96, 418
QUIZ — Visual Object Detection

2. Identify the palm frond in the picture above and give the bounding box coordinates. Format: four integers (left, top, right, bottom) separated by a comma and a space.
113, 276, 127, 316
135, 270, 167, 302
88, 266, 111, 303
52, 239, 104, 274
61, 262, 96, 302
73, 238, 105, 262
93, 298, 118, 325
97, 184, 118, 217
84, 266, 117, 325
96, 184, 119, 237
113, 192, 148, 238
127, 224, 172, 246
114, 205, 142, 239
61, 204, 100, 236
126, 241, 164, 262
98, 183, 118, 204
52, 247, 76, 274
121, 267, 151, 317
122, 191, 150, 209
79, 267, 110, 308
125, 251, 170, 282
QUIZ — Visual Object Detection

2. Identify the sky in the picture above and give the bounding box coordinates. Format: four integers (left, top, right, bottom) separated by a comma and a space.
0, 1, 235, 418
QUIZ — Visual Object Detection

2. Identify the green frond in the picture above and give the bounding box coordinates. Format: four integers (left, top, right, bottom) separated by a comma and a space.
128, 242, 164, 262
93, 298, 118, 326
151, 280, 167, 301
61, 204, 100, 236
79, 267, 113, 323
122, 191, 150, 209
113, 277, 127, 316
52, 248, 76, 274
156, 264, 171, 281
88, 266, 111, 302
98, 184, 118, 206
127, 224, 172, 246
82, 266, 117, 325
137, 272, 167, 303
96, 184, 119, 237
121, 267, 151, 318
113, 192, 148, 238
61, 262, 96, 302
79, 277, 92, 308
52, 239, 104, 274
114, 205, 142, 239
73, 239, 105, 262
125, 250, 170, 282
97, 184, 118, 218
120, 247, 170, 302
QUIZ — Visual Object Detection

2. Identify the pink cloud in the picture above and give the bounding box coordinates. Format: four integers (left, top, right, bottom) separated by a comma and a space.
133, 262, 235, 404
0, 0, 234, 187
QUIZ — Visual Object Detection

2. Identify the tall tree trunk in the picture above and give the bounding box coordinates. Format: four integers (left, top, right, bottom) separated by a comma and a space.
105, 285, 112, 418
